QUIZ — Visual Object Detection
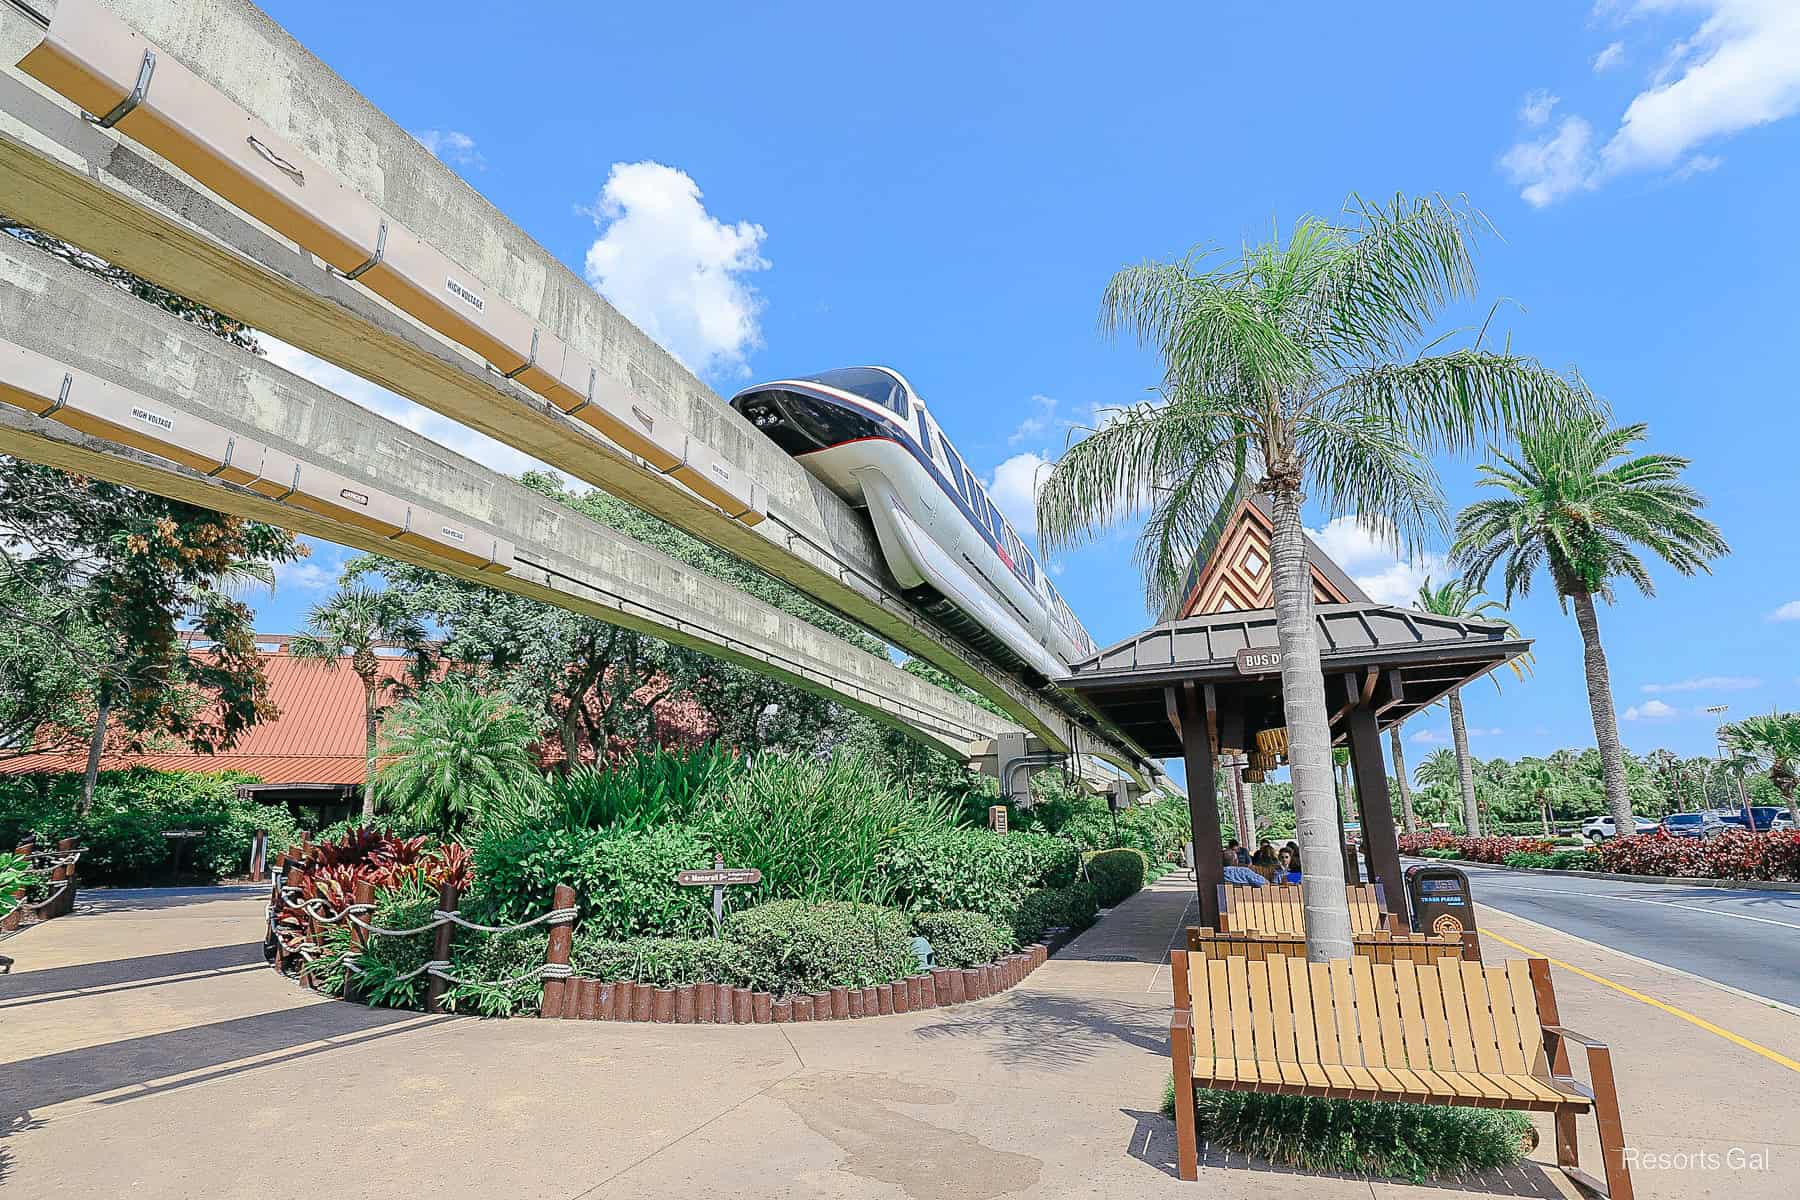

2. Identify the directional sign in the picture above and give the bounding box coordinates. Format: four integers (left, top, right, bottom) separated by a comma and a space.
677, 868, 763, 887
1234, 646, 1282, 675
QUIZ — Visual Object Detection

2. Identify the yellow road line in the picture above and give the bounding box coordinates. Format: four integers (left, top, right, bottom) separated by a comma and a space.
1485, 928, 1800, 1076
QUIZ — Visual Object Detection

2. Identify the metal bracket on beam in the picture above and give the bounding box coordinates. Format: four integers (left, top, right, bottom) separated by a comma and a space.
501, 330, 539, 380
343, 221, 388, 281
86, 51, 155, 130
41, 372, 71, 417
565, 367, 596, 417
204, 436, 238, 477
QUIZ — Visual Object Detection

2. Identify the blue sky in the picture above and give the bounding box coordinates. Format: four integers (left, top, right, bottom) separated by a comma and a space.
250, 0, 1800, 766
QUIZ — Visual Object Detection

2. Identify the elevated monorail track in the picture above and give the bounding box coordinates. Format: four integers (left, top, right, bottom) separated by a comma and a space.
0, 0, 1161, 778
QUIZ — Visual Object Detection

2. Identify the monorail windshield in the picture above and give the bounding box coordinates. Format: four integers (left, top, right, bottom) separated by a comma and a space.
796, 367, 910, 417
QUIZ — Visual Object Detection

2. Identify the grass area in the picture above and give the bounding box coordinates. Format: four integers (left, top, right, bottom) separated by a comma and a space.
1162, 1078, 1535, 1183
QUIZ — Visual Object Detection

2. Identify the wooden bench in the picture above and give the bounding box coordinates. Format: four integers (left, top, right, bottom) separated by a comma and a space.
1216, 883, 1401, 937
1187, 928, 1464, 965
1168, 950, 1632, 1197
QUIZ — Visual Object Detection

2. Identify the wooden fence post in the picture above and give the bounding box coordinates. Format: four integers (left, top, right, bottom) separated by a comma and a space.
248, 829, 268, 883
346, 879, 374, 1004
52, 837, 77, 918
540, 883, 577, 1018
426, 881, 459, 1015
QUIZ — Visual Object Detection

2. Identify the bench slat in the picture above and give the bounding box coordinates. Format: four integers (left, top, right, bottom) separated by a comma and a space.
1464, 960, 1505, 1077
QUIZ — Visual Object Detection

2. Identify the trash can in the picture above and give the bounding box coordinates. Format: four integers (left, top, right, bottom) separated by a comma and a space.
1406, 864, 1481, 960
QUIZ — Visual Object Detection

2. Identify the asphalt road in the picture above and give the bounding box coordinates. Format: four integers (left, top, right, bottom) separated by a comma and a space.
1449, 862, 1800, 1009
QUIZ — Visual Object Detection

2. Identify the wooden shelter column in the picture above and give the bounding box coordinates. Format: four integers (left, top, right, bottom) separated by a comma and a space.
1346, 703, 1409, 928
1172, 683, 1224, 930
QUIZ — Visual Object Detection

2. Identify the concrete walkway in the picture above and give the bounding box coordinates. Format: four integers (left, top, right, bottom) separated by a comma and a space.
2, 877, 1793, 1198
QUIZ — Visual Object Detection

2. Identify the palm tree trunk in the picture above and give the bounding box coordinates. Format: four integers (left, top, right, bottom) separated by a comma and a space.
1229, 759, 1253, 843
1570, 589, 1633, 835
1390, 727, 1417, 835
79, 683, 112, 816
1266, 485, 1353, 961
361, 684, 379, 820
1448, 690, 1479, 837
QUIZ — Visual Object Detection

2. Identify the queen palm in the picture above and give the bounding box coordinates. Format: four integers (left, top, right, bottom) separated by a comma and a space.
1416, 748, 1463, 829
1454, 419, 1727, 843
1389, 726, 1418, 834
1414, 577, 1529, 838
1036, 194, 1589, 960
1722, 713, 1800, 825
290, 586, 434, 819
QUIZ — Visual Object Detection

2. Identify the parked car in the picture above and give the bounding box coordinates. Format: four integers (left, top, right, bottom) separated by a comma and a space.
1659, 812, 1728, 838
1581, 814, 1658, 841
1718, 806, 1793, 832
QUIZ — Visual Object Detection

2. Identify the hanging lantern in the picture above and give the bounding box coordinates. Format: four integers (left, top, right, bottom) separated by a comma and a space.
1255, 727, 1289, 759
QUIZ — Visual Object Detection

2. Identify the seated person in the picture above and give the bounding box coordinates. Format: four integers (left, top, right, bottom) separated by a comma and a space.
1278, 846, 1303, 884
1249, 845, 1282, 882
1221, 849, 1266, 887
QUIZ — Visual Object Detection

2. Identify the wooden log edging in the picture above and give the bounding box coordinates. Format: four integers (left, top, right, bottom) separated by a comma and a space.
536, 943, 1051, 1024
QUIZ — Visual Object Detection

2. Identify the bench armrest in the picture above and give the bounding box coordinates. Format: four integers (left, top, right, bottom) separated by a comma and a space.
1542, 1023, 1609, 1050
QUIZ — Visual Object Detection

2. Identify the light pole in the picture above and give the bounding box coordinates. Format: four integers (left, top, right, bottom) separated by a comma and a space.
1704, 705, 1753, 828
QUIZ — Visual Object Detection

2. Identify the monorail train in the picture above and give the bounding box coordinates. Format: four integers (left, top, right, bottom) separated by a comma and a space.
731, 367, 1095, 681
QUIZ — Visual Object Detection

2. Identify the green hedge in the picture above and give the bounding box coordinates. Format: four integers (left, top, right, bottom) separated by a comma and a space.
0, 769, 301, 884
468, 823, 715, 936
911, 909, 1009, 968
571, 934, 753, 988
1083, 847, 1147, 906
1007, 882, 1099, 947
724, 900, 919, 994
877, 828, 1078, 919
1502, 849, 1600, 871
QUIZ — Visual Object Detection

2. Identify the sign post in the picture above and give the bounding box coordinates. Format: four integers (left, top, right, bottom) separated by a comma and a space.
677, 854, 763, 935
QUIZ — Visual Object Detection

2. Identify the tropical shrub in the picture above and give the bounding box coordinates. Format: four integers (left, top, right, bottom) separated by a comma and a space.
1597, 830, 1800, 881
724, 900, 918, 995
911, 910, 1009, 968
1396, 832, 1554, 863
1007, 882, 1099, 947
444, 925, 552, 1017
530, 746, 740, 833
877, 829, 1078, 918
468, 823, 714, 936
570, 934, 753, 987
1084, 847, 1147, 906
701, 751, 957, 906
1, 850, 42, 918
376, 681, 545, 832
1164, 1083, 1533, 1183
0, 769, 301, 883
1502, 849, 1599, 871
316, 873, 441, 1009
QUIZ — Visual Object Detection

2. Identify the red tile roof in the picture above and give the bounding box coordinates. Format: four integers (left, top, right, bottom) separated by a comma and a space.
0, 644, 424, 785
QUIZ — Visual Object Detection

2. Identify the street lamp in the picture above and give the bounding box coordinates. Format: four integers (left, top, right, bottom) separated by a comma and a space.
1704, 705, 1753, 828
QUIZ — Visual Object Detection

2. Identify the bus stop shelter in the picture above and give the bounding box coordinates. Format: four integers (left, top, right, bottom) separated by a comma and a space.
1062, 603, 1531, 931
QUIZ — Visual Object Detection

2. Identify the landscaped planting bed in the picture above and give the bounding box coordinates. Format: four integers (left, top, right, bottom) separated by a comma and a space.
267, 749, 1129, 1023
1399, 827, 1800, 881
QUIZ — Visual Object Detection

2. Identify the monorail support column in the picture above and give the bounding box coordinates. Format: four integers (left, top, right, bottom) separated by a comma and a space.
1172, 682, 1224, 931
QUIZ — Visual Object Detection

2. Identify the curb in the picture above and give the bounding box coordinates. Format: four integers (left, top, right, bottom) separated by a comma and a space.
1411, 857, 1800, 894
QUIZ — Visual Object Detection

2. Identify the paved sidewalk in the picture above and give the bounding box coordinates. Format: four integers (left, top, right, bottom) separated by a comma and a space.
3, 877, 1793, 1198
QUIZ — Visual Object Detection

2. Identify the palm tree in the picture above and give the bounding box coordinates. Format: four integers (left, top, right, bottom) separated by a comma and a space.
1034, 195, 1587, 961
1514, 762, 1560, 836
290, 587, 433, 819
1417, 748, 1463, 830
1389, 726, 1418, 834
1454, 420, 1728, 841
1413, 577, 1529, 838
1722, 713, 1800, 825
377, 680, 545, 831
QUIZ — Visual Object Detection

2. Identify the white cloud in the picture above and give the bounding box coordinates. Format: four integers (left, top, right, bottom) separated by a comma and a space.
1768, 599, 1800, 621
411, 129, 484, 170
1502, 2, 1800, 206
260, 337, 558, 480
1410, 728, 1448, 745
987, 452, 1051, 536
1502, 116, 1598, 208
1520, 89, 1561, 125
1642, 675, 1759, 693
582, 161, 768, 380
1624, 698, 1679, 720
1594, 40, 1627, 71
1008, 394, 1058, 445
1468, 727, 1505, 738
1305, 515, 1448, 606
1673, 152, 1725, 179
